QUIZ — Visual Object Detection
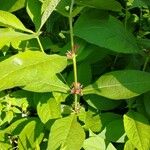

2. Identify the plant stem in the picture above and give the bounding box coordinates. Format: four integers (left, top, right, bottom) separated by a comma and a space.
69, 0, 78, 111
36, 37, 45, 53
124, 1, 128, 30
143, 56, 149, 71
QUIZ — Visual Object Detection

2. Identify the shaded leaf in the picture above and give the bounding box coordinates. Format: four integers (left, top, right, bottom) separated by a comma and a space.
76, 0, 122, 12
0, 0, 25, 12
26, 0, 42, 31
83, 70, 150, 99
99, 119, 126, 143
74, 11, 139, 54
84, 94, 121, 110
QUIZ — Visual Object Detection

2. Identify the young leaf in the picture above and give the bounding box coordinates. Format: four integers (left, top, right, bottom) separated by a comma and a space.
40, 0, 61, 30
37, 93, 61, 123
124, 140, 136, 150
0, 10, 32, 33
83, 70, 150, 100
124, 111, 150, 150
0, 28, 36, 48
76, 0, 122, 12
47, 114, 85, 150
18, 119, 44, 149
74, 11, 139, 54
83, 136, 106, 150
0, 51, 69, 93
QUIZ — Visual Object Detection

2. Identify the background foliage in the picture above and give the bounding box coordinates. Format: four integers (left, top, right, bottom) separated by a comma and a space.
0, 0, 150, 149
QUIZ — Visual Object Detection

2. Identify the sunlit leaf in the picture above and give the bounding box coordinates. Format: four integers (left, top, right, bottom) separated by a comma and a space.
83, 70, 150, 99
47, 114, 85, 150
124, 111, 150, 150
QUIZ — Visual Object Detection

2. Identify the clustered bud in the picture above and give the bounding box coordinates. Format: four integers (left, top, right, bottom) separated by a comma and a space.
71, 82, 83, 96
66, 44, 79, 59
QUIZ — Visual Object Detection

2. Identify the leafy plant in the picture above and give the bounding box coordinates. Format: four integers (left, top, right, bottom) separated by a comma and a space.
0, 0, 150, 149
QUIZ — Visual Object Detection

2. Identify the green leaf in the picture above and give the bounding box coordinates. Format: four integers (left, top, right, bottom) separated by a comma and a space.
0, 0, 25, 12
47, 114, 85, 150
124, 140, 136, 150
83, 110, 102, 132
26, 0, 42, 31
83, 136, 106, 150
124, 111, 150, 150
37, 93, 61, 123
84, 95, 121, 110
56, 0, 83, 17
40, 0, 61, 30
0, 10, 32, 33
83, 70, 150, 100
107, 143, 117, 150
74, 11, 139, 54
0, 28, 36, 48
0, 51, 69, 93
76, 0, 122, 12
144, 92, 150, 118
18, 119, 44, 150
99, 118, 126, 143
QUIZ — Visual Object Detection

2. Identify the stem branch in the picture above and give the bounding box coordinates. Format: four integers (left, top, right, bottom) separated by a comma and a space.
36, 37, 44, 53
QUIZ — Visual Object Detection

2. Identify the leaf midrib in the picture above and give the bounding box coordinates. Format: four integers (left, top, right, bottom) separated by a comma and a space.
83, 81, 150, 93
0, 56, 65, 82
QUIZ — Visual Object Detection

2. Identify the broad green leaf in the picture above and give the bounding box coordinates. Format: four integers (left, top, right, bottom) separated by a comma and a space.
18, 119, 44, 150
107, 143, 117, 150
124, 140, 136, 150
40, 0, 61, 30
83, 70, 150, 100
0, 28, 36, 48
52, 91, 69, 103
83, 110, 102, 132
124, 111, 150, 150
76, 0, 122, 11
84, 95, 121, 110
37, 93, 61, 123
99, 119, 126, 143
26, 0, 42, 31
47, 114, 85, 150
0, 0, 25, 12
0, 10, 32, 33
83, 136, 106, 150
74, 11, 139, 54
0, 51, 69, 93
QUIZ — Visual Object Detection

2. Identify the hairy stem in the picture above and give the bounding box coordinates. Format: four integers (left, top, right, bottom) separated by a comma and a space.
69, 0, 78, 111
